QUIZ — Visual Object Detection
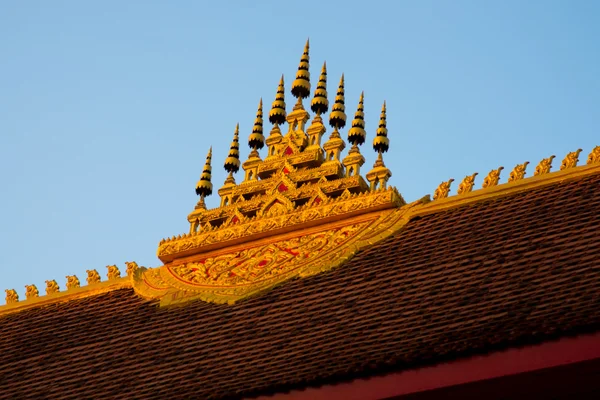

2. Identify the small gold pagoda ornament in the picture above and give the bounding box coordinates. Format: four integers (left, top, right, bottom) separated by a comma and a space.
157, 41, 405, 293
5, 289, 19, 304
508, 162, 529, 182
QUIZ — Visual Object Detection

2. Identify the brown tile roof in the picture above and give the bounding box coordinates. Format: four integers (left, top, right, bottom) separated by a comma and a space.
1, 172, 600, 399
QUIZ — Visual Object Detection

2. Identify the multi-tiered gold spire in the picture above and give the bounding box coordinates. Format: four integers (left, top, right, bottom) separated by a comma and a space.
322, 74, 347, 163
367, 101, 392, 189
310, 62, 328, 115
195, 147, 213, 209
343, 92, 367, 177
291, 39, 311, 102
269, 75, 287, 125
223, 124, 240, 184
248, 99, 265, 152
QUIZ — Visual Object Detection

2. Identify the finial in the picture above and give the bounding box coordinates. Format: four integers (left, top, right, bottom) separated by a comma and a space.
311, 62, 328, 115
25, 284, 39, 300
248, 100, 265, 151
224, 124, 241, 176
534, 155, 555, 176
482, 167, 504, 188
508, 162, 530, 182
107, 265, 121, 280
329, 74, 346, 130
291, 39, 311, 100
457, 173, 478, 195
5, 289, 18, 304
373, 101, 389, 154
347, 92, 366, 147
587, 145, 600, 165
560, 148, 583, 170
45, 280, 60, 295
66, 275, 80, 290
269, 75, 287, 125
433, 179, 454, 200
86, 269, 101, 285
125, 261, 140, 278
195, 147, 213, 208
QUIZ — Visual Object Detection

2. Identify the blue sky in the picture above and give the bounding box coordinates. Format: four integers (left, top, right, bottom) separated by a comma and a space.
1, 0, 599, 299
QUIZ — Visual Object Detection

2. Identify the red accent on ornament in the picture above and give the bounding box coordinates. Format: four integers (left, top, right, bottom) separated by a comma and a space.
231, 216, 239, 224
278, 183, 288, 192
314, 196, 322, 205
283, 167, 290, 174
285, 147, 293, 155
258, 260, 268, 267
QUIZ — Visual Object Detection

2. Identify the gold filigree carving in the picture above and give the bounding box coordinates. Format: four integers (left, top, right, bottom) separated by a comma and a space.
508, 162, 529, 182
45, 280, 60, 295
86, 269, 101, 285
534, 155, 555, 176
5, 289, 18, 304
433, 179, 454, 200
457, 173, 478, 195
560, 149, 582, 170
482, 167, 504, 188
106, 265, 121, 280
587, 146, 600, 165
66, 275, 80, 290
25, 284, 39, 300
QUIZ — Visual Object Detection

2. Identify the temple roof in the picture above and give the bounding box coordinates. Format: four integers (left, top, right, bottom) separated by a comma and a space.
1, 41, 600, 399
1, 160, 600, 399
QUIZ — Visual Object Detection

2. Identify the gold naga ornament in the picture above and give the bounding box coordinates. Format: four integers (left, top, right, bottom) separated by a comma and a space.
140, 41, 405, 305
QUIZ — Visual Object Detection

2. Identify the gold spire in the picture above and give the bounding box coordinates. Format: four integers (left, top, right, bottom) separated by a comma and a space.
373, 101, 389, 154
329, 74, 346, 130
311, 62, 328, 115
269, 75, 287, 125
291, 39, 311, 100
248, 99, 265, 150
347, 91, 366, 146
224, 124, 241, 177
195, 147, 213, 209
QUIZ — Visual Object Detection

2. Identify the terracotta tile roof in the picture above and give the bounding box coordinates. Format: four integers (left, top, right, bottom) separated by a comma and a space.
1, 172, 600, 399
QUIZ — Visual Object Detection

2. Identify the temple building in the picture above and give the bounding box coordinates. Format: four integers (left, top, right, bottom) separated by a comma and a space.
1, 41, 600, 399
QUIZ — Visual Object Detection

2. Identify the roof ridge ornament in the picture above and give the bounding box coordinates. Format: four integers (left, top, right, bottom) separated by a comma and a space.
195, 147, 213, 210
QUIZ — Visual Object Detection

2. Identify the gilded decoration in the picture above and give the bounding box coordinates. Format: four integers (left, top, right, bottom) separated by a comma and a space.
25, 285, 39, 300
561, 149, 582, 170
66, 275, 80, 290
86, 269, 101, 285
107, 265, 121, 280
5, 289, 18, 304
482, 167, 503, 188
45, 280, 60, 295
433, 179, 454, 200
588, 146, 600, 165
457, 173, 478, 195
508, 162, 529, 182
534, 155, 555, 176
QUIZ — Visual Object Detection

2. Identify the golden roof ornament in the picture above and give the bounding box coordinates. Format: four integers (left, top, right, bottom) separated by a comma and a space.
329, 74, 346, 131
457, 173, 478, 195
269, 75, 287, 126
560, 148, 583, 170
291, 39, 311, 102
347, 92, 367, 147
86, 269, 101, 285
433, 179, 454, 200
66, 275, 80, 290
588, 145, 600, 165
482, 167, 504, 188
25, 284, 39, 300
248, 100, 265, 151
366, 101, 392, 190
224, 124, 241, 183
107, 265, 121, 280
310, 62, 328, 115
125, 261, 139, 278
534, 155, 555, 176
195, 147, 213, 209
5, 289, 18, 304
45, 280, 60, 295
508, 161, 529, 182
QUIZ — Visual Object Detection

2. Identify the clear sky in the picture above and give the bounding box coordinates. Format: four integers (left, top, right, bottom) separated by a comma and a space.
1, 0, 599, 299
